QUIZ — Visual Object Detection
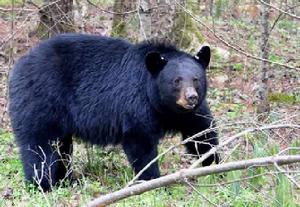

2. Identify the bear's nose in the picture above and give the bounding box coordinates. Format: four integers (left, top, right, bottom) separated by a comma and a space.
185, 87, 198, 106
187, 94, 198, 105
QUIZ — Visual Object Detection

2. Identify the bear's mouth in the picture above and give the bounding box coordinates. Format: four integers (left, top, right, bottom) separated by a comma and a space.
175, 102, 197, 112
176, 98, 196, 110
181, 104, 196, 110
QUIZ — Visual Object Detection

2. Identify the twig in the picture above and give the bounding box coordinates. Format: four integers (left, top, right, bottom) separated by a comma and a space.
0, 52, 8, 63
184, 178, 218, 207
86, 155, 300, 207
0, 7, 35, 12
197, 171, 300, 187
127, 126, 219, 186
273, 162, 300, 189
86, 0, 168, 15
128, 122, 299, 185
190, 124, 300, 169
257, 0, 300, 20
86, 0, 138, 15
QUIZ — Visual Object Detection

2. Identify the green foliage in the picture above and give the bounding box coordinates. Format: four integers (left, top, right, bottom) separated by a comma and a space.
248, 167, 267, 189
215, 0, 223, 18
247, 35, 257, 51
269, 54, 284, 63
111, 21, 127, 38
228, 171, 242, 195
233, 63, 243, 71
89, 0, 114, 5
274, 174, 295, 207
269, 92, 300, 105
171, 3, 205, 51
83, 146, 133, 187
0, 0, 23, 6
290, 140, 300, 155
1, 120, 300, 206
277, 19, 298, 32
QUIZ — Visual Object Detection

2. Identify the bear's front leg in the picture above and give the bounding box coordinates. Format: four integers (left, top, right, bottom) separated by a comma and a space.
181, 101, 220, 166
122, 134, 160, 180
182, 126, 219, 166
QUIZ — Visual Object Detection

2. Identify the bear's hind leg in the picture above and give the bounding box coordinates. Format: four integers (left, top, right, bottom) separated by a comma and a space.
18, 133, 73, 191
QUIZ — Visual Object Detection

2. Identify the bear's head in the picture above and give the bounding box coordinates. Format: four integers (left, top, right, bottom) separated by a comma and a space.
146, 46, 210, 113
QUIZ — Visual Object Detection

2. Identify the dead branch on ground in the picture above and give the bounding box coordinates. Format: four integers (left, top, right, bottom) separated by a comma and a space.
86, 155, 300, 207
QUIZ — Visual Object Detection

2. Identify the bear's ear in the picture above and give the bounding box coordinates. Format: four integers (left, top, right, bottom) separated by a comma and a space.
145, 52, 168, 75
194, 46, 210, 69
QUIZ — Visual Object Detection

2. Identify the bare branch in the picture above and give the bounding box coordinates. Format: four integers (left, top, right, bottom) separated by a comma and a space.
184, 179, 218, 207
128, 123, 299, 185
127, 126, 219, 186
190, 124, 300, 169
257, 0, 300, 20
198, 171, 300, 187
86, 0, 168, 15
86, 0, 138, 15
0, 7, 35, 12
86, 155, 300, 207
273, 162, 300, 189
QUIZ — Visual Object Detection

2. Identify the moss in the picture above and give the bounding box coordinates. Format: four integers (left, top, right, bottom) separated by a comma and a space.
215, 0, 223, 18
111, 21, 127, 38
171, 5, 205, 50
268, 92, 300, 105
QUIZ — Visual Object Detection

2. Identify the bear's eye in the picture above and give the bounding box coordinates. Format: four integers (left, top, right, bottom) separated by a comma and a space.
193, 78, 199, 83
174, 77, 182, 87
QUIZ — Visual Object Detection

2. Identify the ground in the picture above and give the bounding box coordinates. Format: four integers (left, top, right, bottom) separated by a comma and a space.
0, 1, 300, 206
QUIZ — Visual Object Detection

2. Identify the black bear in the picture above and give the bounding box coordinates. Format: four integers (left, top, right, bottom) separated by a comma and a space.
9, 34, 219, 191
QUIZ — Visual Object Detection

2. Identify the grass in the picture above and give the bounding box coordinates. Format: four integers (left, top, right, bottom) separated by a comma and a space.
269, 92, 300, 105
1, 116, 300, 207
0, 0, 23, 6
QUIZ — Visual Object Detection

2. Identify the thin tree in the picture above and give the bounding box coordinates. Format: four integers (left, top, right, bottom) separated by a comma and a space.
138, 0, 176, 41
257, 0, 270, 119
139, 0, 205, 50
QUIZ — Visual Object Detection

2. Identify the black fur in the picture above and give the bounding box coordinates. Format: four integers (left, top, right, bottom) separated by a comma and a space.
9, 34, 219, 191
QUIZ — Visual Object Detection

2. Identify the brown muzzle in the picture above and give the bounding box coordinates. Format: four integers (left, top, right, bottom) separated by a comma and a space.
176, 87, 198, 109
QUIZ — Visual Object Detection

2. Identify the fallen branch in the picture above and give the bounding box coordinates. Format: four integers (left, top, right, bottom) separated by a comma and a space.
129, 123, 299, 185
0, 7, 35, 12
86, 155, 300, 207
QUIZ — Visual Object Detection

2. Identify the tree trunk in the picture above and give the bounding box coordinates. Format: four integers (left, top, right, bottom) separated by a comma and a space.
170, 0, 205, 51
111, 0, 137, 40
139, 0, 176, 41
257, 0, 270, 119
139, 0, 205, 51
34, 0, 75, 39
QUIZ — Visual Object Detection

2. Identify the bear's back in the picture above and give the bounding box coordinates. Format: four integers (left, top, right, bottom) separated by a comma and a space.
9, 34, 133, 100
8, 35, 133, 137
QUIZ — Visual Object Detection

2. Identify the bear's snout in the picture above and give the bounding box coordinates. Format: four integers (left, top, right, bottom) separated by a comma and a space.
176, 87, 198, 110
185, 87, 198, 106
